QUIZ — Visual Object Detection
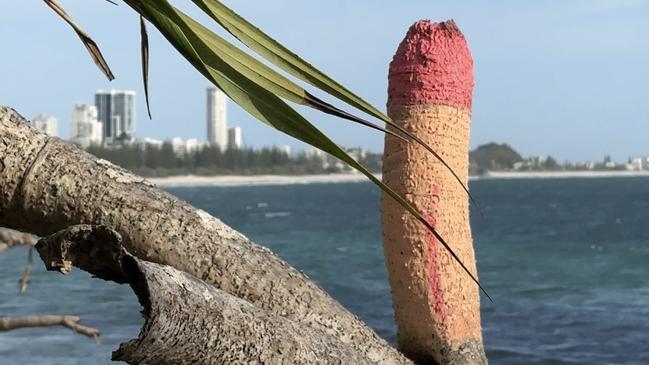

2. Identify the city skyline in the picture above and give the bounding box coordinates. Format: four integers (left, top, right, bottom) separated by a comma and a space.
30, 86, 250, 152
25, 85, 649, 166
28, 92, 649, 168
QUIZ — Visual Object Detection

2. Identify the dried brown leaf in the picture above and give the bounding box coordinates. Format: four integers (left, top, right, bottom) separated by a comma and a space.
43, 0, 115, 80
140, 16, 152, 119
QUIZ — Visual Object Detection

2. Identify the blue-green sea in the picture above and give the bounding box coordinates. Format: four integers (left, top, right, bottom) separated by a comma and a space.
2, 177, 649, 364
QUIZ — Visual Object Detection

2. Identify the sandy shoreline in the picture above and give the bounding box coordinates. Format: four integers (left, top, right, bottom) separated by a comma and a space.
479, 170, 649, 179
148, 171, 649, 187
148, 173, 379, 187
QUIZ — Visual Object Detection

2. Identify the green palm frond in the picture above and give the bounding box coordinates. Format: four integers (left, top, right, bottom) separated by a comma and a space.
188, 0, 480, 210
44, 0, 488, 297
190, 0, 390, 123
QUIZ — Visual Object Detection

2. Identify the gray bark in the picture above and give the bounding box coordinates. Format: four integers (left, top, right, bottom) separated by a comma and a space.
0, 106, 411, 364
36, 224, 378, 365
0, 227, 36, 253
0, 315, 100, 342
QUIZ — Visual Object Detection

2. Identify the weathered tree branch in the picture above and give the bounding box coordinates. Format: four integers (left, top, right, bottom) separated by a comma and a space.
18, 247, 33, 293
0, 315, 100, 343
0, 107, 410, 364
0, 228, 36, 292
0, 227, 36, 253
0, 228, 98, 343
36, 224, 379, 364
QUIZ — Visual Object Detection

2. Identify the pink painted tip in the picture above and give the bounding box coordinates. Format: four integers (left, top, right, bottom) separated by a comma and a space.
388, 20, 474, 109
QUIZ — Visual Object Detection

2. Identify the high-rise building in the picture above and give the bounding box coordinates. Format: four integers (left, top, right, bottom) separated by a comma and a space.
207, 87, 228, 151
69, 104, 103, 148
95, 90, 136, 144
227, 127, 242, 150
32, 114, 58, 137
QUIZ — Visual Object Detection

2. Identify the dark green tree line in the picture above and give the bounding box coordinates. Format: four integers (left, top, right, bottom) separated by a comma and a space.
87, 144, 337, 177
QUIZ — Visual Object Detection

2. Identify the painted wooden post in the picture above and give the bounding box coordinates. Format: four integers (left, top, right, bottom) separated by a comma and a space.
381, 20, 487, 364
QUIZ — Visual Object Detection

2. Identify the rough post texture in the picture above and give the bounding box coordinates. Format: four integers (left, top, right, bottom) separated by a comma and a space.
381, 20, 486, 364
36, 225, 379, 365
0, 106, 411, 365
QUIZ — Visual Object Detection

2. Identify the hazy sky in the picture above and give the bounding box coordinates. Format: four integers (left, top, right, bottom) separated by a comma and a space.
1, 1, 647, 161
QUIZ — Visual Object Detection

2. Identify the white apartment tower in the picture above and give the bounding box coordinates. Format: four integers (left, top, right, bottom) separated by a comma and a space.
207, 87, 228, 151
95, 90, 136, 144
69, 104, 103, 148
227, 127, 242, 150
32, 114, 58, 137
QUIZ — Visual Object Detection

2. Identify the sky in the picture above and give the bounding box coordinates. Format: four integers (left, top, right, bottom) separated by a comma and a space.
1, 1, 648, 161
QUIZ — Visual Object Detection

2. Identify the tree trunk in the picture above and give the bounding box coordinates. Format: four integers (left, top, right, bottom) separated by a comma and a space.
35, 224, 382, 364
382, 21, 487, 364
0, 106, 410, 364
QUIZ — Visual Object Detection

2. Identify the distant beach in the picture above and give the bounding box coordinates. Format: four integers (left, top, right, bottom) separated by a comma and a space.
479, 170, 649, 179
148, 173, 379, 187
149, 170, 649, 187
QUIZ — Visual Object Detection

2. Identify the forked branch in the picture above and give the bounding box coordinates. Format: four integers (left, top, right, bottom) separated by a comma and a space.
35, 224, 391, 364
0, 315, 100, 343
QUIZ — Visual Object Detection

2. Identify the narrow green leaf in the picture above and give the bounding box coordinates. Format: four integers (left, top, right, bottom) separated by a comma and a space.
162, 6, 478, 203
190, 0, 390, 123
173, 7, 410, 143
189, 0, 480, 212
125, 0, 489, 298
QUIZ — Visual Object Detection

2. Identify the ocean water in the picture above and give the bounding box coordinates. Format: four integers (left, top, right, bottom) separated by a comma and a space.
2, 177, 649, 364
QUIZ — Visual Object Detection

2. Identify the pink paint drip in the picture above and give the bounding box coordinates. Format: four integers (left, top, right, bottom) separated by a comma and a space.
424, 185, 446, 321
388, 20, 474, 109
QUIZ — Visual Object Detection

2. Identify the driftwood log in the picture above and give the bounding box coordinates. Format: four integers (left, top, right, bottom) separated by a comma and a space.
35, 224, 383, 364
0, 106, 411, 364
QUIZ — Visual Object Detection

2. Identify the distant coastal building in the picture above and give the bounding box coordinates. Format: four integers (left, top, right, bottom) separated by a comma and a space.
347, 147, 368, 162
139, 137, 163, 149
171, 137, 201, 157
580, 161, 595, 170
307, 147, 348, 171
69, 104, 102, 148
602, 155, 618, 169
32, 113, 58, 137
207, 87, 228, 151
95, 90, 136, 145
625, 157, 649, 171
278, 145, 292, 156
307, 147, 326, 160
227, 127, 242, 150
